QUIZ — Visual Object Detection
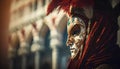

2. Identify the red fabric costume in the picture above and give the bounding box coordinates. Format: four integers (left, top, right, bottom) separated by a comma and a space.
47, 0, 120, 69
67, 12, 120, 69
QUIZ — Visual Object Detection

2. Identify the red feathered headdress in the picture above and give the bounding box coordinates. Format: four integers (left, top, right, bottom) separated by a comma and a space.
47, 0, 94, 16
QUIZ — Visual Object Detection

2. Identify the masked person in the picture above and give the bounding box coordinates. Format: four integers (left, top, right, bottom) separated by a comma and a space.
47, 0, 120, 69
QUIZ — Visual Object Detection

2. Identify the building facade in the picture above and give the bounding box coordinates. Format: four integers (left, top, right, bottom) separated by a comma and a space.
9, 0, 70, 69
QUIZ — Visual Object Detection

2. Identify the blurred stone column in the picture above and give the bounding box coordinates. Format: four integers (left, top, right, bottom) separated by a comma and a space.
31, 23, 44, 69
8, 46, 15, 69
50, 30, 62, 69
18, 29, 29, 69
111, 0, 120, 46
45, 0, 50, 5
8, 34, 16, 69
117, 16, 120, 47
45, 14, 63, 69
8, 32, 20, 69
38, 0, 43, 8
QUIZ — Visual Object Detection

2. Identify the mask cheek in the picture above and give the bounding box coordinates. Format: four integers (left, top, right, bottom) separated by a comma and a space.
74, 35, 85, 48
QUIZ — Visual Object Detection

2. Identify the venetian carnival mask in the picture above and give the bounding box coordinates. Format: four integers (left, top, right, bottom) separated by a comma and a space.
66, 17, 87, 59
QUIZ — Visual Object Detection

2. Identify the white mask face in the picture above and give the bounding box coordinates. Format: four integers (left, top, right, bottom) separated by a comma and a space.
66, 17, 86, 59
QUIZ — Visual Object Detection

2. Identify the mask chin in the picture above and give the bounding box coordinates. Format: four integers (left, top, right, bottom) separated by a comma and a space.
70, 44, 80, 59
71, 44, 84, 59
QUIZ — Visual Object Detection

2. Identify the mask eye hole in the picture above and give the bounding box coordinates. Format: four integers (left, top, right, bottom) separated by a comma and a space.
70, 24, 81, 36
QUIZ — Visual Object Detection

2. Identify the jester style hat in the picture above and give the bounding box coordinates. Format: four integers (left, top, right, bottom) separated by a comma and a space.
47, 0, 94, 16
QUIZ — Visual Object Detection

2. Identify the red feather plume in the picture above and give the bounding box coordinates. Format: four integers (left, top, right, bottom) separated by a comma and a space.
47, 0, 94, 16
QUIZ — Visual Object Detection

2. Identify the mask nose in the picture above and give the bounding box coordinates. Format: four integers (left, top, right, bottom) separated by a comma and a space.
66, 36, 75, 46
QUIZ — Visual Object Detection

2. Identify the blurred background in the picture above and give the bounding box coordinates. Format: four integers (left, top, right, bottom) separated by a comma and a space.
8, 0, 70, 69
0, 0, 120, 69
